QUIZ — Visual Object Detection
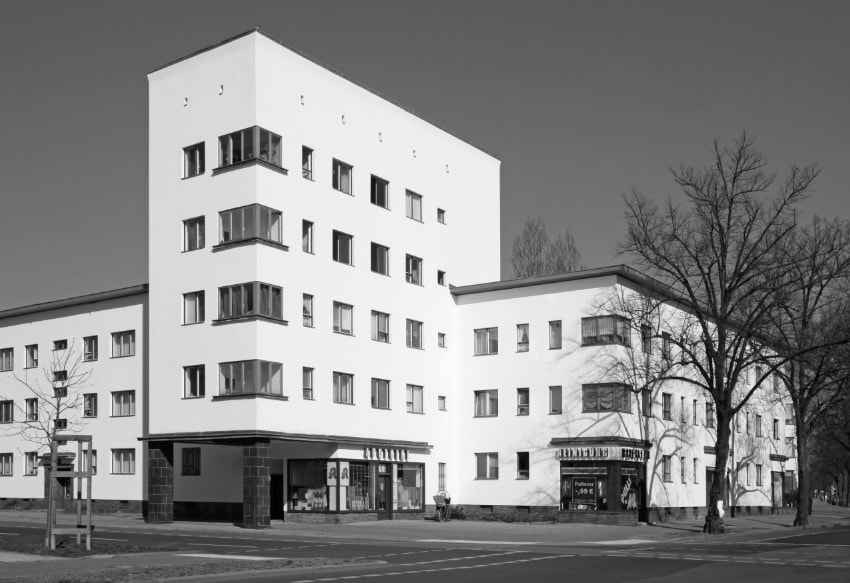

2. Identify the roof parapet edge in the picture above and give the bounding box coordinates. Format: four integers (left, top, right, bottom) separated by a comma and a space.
0, 284, 149, 321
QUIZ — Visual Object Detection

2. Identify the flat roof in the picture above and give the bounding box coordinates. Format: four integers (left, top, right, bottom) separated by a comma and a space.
149, 28, 500, 161
451, 265, 663, 296
0, 284, 148, 322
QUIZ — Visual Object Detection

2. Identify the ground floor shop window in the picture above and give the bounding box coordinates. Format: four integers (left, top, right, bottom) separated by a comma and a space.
288, 460, 329, 511
560, 461, 643, 512
396, 464, 423, 510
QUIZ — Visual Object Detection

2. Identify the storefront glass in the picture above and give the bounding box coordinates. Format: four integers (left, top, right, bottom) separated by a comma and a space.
396, 463, 423, 510
344, 461, 374, 511
288, 460, 328, 511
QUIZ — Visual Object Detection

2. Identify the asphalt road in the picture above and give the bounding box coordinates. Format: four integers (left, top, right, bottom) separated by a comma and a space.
3, 522, 849, 582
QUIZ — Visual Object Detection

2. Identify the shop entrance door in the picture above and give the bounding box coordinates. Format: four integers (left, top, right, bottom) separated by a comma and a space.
270, 474, 284, 520
771, 471, 784, 509
376, 474, 392, 520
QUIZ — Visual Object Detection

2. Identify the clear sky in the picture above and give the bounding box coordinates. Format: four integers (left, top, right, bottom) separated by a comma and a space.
0, 0, 847, 311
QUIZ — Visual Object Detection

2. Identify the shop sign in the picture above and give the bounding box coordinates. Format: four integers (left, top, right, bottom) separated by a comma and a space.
556, 446, 648, 462
327, 463, 337, 486
572, 477, 597, 504
363, 447, 409, 461
339, 461, 350, 487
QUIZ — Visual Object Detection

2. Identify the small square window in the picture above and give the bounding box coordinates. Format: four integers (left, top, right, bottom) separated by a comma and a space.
83, 394, 98, 417
184, 365, 205, 398
474, 327, 498, 355
0, 348, 12, 372
112, 449, 136, 474
111, 390, 136, 417
474, 390, 498, 417
475, 452, 498, 479
371, 310, 390, 343
406, 384, 423, 414
332, 159, 353, 194
112, 330, 135, 358
437, 395, 447, 411
437, 332, 446, 348
333, 371, 354, 404
405, 255, 422, 285
183, 142, 205, 178
53, 339, 67, 351
406, 319, 423, 349
371, 378, 390, 409
370, 175, 389, 208
183, 291, 205, 325
437, 270, 446, 286
83, 336, 98, 361
437, 208, 446, 224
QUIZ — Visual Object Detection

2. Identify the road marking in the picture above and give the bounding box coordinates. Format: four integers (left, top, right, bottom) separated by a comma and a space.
0, 533, 20, 536
417, 539, 537, 545
177, 553, 279, 561
187, 543, 258, 548
92, 537, 127, 541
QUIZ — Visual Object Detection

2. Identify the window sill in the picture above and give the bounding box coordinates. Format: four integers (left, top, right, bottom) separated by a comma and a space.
212, 238, 289, 253
182, 396, 205, 400
83, 359, 98, 363
516, 349, 529, 354
333, 330, 354, 337
110, 415, 136, 418
370, 270, 390, 277
182, 322, 204, 327
212, 158, 288, 176
405, 281, 423, 286
406, 345, 424, 350
82, 416, 97, 419
212, 315, 288, 327
407, 411, 424, 415
516, 477, 529, 481
302, 397, 314, 401
181, 173, 205, 180
473, 353, 498, 357
110, 355, 135, 359
23, 366, 38, 370
370, 202, 391, 211
372, 407, 391, 411
303, 323, 314, 328
474, 477, 498, 481
516, 413, 529, 417
333, 401, 356, 406
473, 415, 498, 419
406, 217, 424, 224
549, 411, 562, 415
212, 393, 289, 402
372, 339, 390, 344
332, 260, 355, 267
181, 248, 205, 254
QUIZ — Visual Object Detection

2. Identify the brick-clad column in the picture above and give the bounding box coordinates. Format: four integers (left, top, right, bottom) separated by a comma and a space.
242, 440, 271, 529
146, 442, 174, 524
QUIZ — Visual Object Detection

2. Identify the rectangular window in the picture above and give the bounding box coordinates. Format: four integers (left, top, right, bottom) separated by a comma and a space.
746, 463, 751, 486
333, 371, 354, 404
111, 391, 136, 417
785, 403, 794, 425
183, 142, 205, 177
81, 336, 98, 361
302, 367, 313, 400
693, 458, 699, 483
302, 220, 314, 253
183, 291, 205, 324
517, 452, 530, 479
24, 452, 38, 476
549, 320, 562, 349
642, 389, 651, 416
111, 330, 135, 358
693, 399, 698, 425
0, 453, 12, 476
474, 327, 498, 355
516, 388, 529, 415
25, 398, 38, 421
516, 324, 529, 352
641, 325, 652, 353
406, 319, 423, 349
183, 216, 205, 251
755, 366, 763, 386
437, 208, 446, 224
438, 462, 446, 490
405, 190, 423, 221
218, 282, 283, 321
83, 394, 97, 417
371, 378, 390, 409
333, 302, 354, 335
53, 370, 68, 383
302, 146, 313, 179
371, 310, 390, 343
218, 126, 281, 168
582, 383, 632, 413
475, 453, 499, 479
0, 400, 13, 423
82, 450, 97, 475
111, 449, 135, 475
371, 243, 389, 275
474, 389, 498, 417
581, 316, 631, 346
332, 230, 353, 265
25, 344, 38, 368
370, 175, 389, 208
706, 403, 716, 429
303, 294, 314, 327
55, 418, 67, 429
549, 386, 562, 414
438, 396, 447, 411
662, 393, 672, 420
219, 204, 282, 245
182, 448, 201, 476
756, 414, 763, 437
332, 159, 353, 194
437, 332, 446, 348
756, 464, 763, 486
680, 396, 686, 423
405, 254, 422, 285
406, 384, 423, 414
53, 339, 67, 351
773, 418, 779, 440
661, 332, 671, 360
0, 348, 12, 372
437, 270, 446, 286
219, 360, 283, 396
184, 365, 205, 398
681, 456, 687, 483
662, 455, 671, 482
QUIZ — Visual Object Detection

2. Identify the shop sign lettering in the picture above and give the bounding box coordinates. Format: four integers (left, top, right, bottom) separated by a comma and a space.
556, 447, 609, 460
556, 446, 648, 462
620, 447, 647, 462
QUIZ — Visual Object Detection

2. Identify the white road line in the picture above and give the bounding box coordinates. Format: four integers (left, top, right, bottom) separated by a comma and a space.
186, 543, 258, 548
177, 553, 279, 561
417, 539, 537, 545
0, 533, 20, 536
92, 537, 127, 541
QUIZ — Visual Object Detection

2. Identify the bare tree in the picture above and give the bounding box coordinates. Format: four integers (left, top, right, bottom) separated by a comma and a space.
618, 132, 820, 533
511, 216, 583, 278
770, 217, 850, 525
1, 340, 92, 547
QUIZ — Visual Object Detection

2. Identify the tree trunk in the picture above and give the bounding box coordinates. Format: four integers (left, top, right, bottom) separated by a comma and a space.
703, 409, 732, 534
793, 422, 810, 526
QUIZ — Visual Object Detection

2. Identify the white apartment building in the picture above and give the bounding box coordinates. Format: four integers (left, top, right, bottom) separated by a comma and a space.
0, 30, 795, 526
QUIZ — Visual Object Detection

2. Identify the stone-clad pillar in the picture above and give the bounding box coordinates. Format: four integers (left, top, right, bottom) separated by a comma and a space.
243, 440, 271, 529
146, 442, 174, 524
